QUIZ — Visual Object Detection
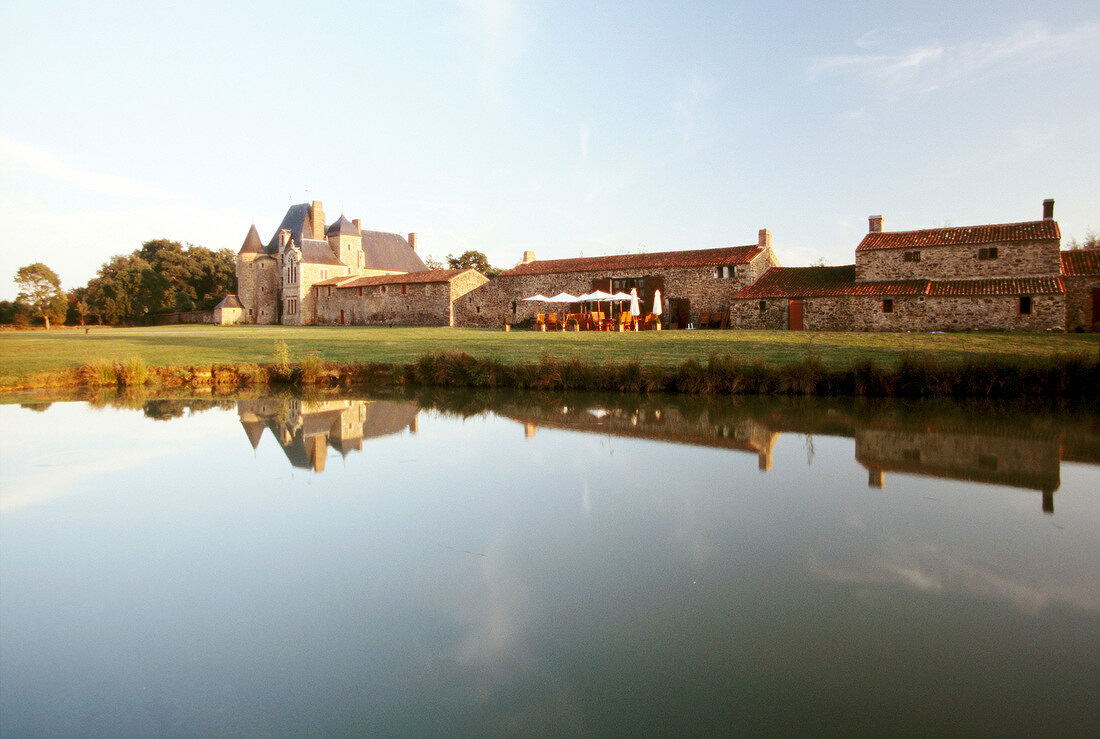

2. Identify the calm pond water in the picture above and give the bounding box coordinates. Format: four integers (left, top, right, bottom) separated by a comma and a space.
1, 390, 1098, 735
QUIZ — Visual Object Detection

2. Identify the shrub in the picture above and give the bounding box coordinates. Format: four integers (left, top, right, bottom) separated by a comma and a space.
118, 357, 149, 386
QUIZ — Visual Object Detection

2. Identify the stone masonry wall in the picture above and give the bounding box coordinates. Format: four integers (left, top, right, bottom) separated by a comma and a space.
312, 272, 487, 326
1063, 275, 1099, 332
855, 239, 1061, 282
237, 255, 279, 324
732, 293, 1064, 332
454, 251, 778, 328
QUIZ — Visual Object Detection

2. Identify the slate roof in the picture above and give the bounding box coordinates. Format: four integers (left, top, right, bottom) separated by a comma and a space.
502, 245, 765, 277
313, 269, 473, 288
215, 294, 244, 309
926, 277, 1064, 296
326, 214, 360, 236
299, 239, 344, 266
265, 203, 313, 253
1060, 249, 1100, 276
361, 230, 428, 272
239, 224, 264, 254
857, 220, 1060, 252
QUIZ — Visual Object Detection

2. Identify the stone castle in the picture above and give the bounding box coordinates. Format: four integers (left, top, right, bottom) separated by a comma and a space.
222, 201, 486, 327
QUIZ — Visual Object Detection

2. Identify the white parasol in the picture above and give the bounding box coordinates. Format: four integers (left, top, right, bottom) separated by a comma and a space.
651, 288, 662, 316
523, 294, 551, 302
629, 287, 641, 317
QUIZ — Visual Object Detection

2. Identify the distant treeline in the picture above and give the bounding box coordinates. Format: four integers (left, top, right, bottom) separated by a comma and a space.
2, 239, 235, 326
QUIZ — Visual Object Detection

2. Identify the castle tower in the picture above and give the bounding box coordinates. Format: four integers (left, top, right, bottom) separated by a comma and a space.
326, 214, 363, 270
236, 224, 272, 323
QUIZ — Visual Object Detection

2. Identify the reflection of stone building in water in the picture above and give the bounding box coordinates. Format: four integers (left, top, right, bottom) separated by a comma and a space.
503, 397, 1099, 513
239, 398, 419, 472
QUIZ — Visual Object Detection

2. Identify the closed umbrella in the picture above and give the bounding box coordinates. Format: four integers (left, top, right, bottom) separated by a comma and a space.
628, 287, 641, 330
651, 288, 662, 330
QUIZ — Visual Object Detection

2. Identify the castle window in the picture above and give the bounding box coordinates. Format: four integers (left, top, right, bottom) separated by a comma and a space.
882, 299, 894, 313
321, 269, 329, 279
903, 251, 920, 262
1019, 296, 1032, 315
978, 246, 999, 260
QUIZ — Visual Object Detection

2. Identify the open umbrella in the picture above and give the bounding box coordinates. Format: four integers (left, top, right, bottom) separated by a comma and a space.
523, 294, 551, 302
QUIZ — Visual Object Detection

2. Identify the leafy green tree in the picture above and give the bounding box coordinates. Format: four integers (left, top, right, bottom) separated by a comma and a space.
1067, 230, 1099, 250
423, 254, 445, 270
15, 263, 67, 328
446, 249, 501, 278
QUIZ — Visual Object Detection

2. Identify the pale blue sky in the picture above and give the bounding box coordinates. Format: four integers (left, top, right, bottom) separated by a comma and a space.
2, 0, 1098, 298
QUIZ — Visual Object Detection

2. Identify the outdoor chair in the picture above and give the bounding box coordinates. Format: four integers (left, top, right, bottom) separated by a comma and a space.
700, 311, 711, 328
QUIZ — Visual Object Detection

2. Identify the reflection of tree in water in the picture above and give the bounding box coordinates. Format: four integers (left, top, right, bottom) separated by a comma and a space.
19, 402, 52, 412
143, 398, 235, 421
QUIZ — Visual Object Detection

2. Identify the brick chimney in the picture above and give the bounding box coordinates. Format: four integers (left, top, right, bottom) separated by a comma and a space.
311, 201, 325, 240
1043, 198, 1054, 220
869, 215, 884, 233
522, 250, 536, 264
353, 218, 361, 232
408, 233, 417, 251
758, 228, 772, 249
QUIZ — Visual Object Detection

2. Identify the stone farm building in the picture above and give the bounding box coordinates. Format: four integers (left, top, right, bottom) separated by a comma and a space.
454, 229, 781, 328
227, 200, 486, 326
730, 199, 1099, 332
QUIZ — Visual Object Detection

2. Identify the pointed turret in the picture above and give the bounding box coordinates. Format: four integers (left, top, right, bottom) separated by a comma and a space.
239, 224, 264, 254
326, 214, 360, 237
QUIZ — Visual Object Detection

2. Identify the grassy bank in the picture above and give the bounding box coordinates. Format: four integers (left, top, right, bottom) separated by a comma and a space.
2, 325, 1098, 383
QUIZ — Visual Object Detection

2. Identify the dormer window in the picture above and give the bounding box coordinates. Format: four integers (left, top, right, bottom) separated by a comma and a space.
714, 266, 737, 279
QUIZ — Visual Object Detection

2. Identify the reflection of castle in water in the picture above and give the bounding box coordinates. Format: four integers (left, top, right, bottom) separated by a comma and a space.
502, 399, 1100, 514
239, 398, 419, 472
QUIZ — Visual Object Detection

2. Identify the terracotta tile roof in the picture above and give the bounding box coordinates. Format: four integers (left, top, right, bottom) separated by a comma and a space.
927, 277, 1064, 296
856, 220, 1060, 252
313, 269, 476, 289
502, 244, 764, 277
732, 266, 925, 298
1060, 249, 1100, 276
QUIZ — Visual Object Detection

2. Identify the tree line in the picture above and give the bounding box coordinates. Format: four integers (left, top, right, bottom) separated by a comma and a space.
4, 239, 236, 327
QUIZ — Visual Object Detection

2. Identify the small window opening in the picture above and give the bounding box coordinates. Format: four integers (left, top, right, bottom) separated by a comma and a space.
903, 251, 920, 262
1019, 295, 1032, 315
758, 300, 766, 313
882, 298, 894, 313
401, 285, 407, 294
979, 246, 999, 260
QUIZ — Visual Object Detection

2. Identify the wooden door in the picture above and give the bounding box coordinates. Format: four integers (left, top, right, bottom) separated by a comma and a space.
339, 309, 345, 325
788, 300, 803, 330
671, 298, 690, 329
1091, 287, 1100, 331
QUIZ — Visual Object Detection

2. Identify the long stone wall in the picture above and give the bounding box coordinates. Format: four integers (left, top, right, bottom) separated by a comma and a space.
732, 293, 1064, 332
312, 271, 487, 326
855, 239, 1061, 282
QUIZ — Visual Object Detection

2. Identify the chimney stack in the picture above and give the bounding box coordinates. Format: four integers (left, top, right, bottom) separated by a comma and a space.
311, 200, 325, 240
353, 218, 361, 232
758, 228, 772, 249
407, 233, 417, 251
522, 250, 536, 264
869, 215, 884, 233
1043, 198, 1055, 220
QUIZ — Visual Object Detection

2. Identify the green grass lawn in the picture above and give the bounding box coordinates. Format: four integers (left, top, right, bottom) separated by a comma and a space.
2, 325, 1098, 383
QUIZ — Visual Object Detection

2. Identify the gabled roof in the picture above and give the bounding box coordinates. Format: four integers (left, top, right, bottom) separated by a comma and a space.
927, 277, 1064, 296
265, 203, 313, 253
502, 244, 765, 277
361, 231, 428, 272
1060, 249, 1100, 276
733, 266, 875, 299
314, 268, 478, 289
238, 225, 264, 254
215, 294, 244, 309
326, 214, 360, 236
857, 220, 1060, 252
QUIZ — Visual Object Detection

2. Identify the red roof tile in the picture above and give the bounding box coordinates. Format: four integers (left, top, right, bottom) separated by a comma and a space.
927, 277, 1064, 296
502, 245, 765, 277
313, 269, 476, 289
856, 220, 1060, 252
1060, 249, 1100, 276
733, 266, 927, 299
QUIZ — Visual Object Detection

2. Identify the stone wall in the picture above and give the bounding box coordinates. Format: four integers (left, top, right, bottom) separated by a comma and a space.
855, 239, 1061, 282
214, 306, 243, 325
732, 293, 1064, 332
237, 254, 279, 324
454, 250, 778, 328
1064, 275, 1099, 332
313, 271, 487, 326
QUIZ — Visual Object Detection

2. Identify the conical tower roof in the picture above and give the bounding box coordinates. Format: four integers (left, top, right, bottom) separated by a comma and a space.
239, 224, 264, 254
241, 419, 265, 449
326, 214, 360, 237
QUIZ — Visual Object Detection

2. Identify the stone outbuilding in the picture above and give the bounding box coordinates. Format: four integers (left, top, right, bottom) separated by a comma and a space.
454, 229, 780, 328
213, 294, 245, 325
311, 268, 488, 326
731, 199, 1071, 332
1060, 249, 1100, 332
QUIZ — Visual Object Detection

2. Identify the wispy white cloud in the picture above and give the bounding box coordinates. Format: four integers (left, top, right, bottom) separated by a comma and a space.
810, 21, 1100, 98
0, 134, 184, 200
